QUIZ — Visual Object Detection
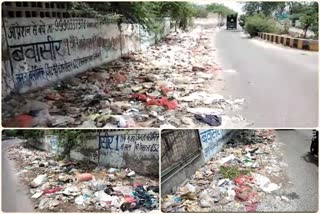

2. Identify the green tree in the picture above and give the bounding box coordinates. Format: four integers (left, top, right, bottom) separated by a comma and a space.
207, 3, 236, 17
193, 5, 209, 18
158, 2, 196, 31
242, 2, 261, 15
300, 15, 315, 38
242, 2, 286, 16
69, 2, 196, 32
261, 2, 286, 16
288, 2, 318, 38
2, 129, 18, 137
16, 130, 44, 142
52, 130, 96, 160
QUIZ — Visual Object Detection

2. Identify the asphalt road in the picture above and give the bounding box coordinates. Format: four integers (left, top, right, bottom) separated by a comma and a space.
277, 130, 318, 212
2, 139, 34, 212
215, 29, 318, 127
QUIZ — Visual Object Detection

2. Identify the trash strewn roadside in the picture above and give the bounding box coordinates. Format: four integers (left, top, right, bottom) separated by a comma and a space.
3, 26, 246, 128
6, 145, 159, 212
162, 130, 296, 212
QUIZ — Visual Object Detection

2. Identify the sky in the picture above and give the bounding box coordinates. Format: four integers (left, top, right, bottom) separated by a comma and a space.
222, 1, 244, 14
193, 1, 244, 14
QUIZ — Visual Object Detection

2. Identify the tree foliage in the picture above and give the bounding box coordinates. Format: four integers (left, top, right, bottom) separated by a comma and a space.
68, 2, 196, 32
207, 3, 236, 17
2, 129, 19, 137
288, 2, 318, 38
242, 1, 318, 38
242, 2, 286, 16
51, 130, 96, 160
193, 5, 209, 18
242, 2, 285, 16
3, 129, 99, 160
2, 129, 45, 146
157, 2, 196, 30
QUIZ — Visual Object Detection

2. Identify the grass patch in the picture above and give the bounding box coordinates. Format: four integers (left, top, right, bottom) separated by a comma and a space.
220, 166, 252, 179
220, 166, 240, 179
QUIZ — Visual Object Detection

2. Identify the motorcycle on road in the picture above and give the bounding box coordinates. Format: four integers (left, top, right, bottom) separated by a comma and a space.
310, 130, 318, 156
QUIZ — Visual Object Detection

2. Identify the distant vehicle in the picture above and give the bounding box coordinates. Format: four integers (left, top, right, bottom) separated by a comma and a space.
226, 14, 238, 30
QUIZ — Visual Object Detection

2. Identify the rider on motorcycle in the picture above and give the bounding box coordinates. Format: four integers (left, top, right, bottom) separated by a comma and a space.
311, 130, 318, 156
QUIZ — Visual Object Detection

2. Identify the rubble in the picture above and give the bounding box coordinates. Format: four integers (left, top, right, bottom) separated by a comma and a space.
2, 26, 246, 128
6, 145, 159, 212
161, 130, 295, 212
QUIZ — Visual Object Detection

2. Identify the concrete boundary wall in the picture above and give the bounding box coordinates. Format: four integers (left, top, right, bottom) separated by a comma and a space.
98, 129, 159, 176
26, 130, 159, 176
161, 130, 236, 196
199, 129, 231, 161
1, 16, 170, 97
258, 32, 318, 51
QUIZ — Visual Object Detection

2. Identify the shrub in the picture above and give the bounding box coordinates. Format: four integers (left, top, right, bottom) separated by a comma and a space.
245, 14, 278, 37
2, 129, 18, 137
239, 14, 248, 28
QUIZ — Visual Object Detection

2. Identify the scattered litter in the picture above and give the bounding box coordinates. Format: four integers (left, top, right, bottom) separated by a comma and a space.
199, 190, 214, 207
253, 173, 279, 193
30, 174, 47, 188
6, 145, 159, 212
194, 114, 222, 126
162, 129, 289, 212
218, 154, 235, 165
127, 170, 136, 177
76, 173, 93, 182
2, 25, 245, 128
31, 191, 43, 199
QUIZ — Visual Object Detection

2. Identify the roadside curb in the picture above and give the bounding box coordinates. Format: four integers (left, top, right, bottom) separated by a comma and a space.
258, 32, 318, 51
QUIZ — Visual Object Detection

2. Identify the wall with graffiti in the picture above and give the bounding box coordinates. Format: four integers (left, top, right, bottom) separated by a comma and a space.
2, 17, 171, 97
199, 129, 232, 161
26, 130, 159, 176
99, 129, 159, 176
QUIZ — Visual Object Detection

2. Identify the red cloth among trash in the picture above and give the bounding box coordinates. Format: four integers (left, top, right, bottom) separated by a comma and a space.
124, 196, 136, 203
245, 202, 258, 212
3, 114, 33, 127
234, 175, 253, 186
160, 86, 173, 95
131, 94, 149, 102
132, 94, 178, 110
146, 97, 178, 110
113, 73, 128, 83
76, 173, 93, 182
44, 186, 62, 194
235, 185, 257, 202
132, 182, 144, 188
132, 182, 143, 188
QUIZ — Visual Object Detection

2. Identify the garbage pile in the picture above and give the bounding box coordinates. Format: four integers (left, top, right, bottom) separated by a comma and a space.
3, 26, 246, 128
162, 130, 292, 212
6, 145, 159, 212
